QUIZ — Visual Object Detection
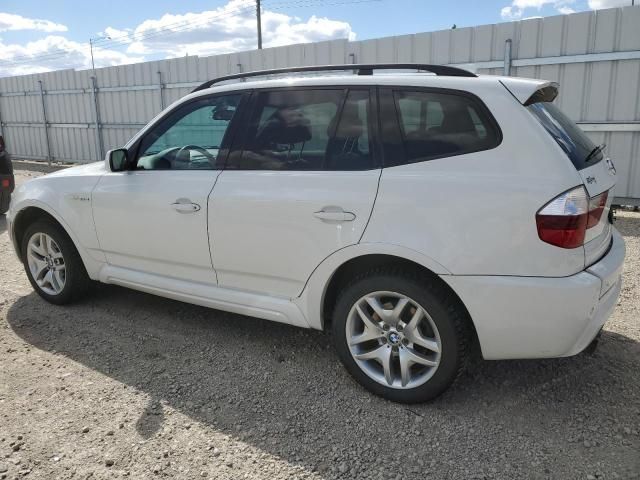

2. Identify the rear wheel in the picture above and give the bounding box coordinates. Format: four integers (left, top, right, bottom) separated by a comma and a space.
332, 269, 470, 402
21, 220, 90, 304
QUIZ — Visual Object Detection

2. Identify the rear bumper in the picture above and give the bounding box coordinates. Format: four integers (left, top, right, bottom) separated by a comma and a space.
443, 228, 625, 360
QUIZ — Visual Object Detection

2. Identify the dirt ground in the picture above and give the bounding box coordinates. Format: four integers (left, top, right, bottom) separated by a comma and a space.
1, 162, 639, 480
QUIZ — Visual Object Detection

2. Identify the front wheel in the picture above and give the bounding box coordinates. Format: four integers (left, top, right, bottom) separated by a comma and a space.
21, 220, 90, 304
332, 269, 471, 403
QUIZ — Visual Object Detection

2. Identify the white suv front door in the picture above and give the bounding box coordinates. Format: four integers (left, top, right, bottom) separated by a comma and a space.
209, 88, 381, 298
92, 93, 243, 284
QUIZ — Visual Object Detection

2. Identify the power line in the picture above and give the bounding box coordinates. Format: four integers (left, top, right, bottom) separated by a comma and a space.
0, 0, 382, 68
90, 0, 377, 50
0, 2, 258, 66
0, 3, 257, 65
90, 0, 257, 47
87, 0, 326, 49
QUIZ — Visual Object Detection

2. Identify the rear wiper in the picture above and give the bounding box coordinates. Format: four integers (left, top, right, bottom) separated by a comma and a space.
584, 143, 605, 164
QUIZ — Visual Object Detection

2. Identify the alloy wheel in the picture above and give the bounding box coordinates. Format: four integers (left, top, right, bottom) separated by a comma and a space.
26, 232, 66, 295
345, 291, 442, 389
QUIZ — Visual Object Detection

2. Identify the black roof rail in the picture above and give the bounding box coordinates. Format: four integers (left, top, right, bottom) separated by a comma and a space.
191, 63, 476, 93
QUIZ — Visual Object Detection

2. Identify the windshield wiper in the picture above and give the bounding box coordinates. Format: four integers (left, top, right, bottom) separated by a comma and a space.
584, 143, 605, 164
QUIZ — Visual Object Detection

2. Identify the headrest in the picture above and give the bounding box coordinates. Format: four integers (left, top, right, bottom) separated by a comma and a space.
258, 108, 312, 145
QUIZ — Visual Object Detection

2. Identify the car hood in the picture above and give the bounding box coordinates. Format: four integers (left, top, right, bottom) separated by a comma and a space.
45, 161, 107, 178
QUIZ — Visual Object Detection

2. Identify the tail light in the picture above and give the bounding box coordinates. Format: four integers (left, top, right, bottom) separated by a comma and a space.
536, 187, 610, 249
587, 190, 608, 228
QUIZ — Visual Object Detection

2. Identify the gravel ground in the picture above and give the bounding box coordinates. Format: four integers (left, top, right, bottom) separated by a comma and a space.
1, 162, 639, 480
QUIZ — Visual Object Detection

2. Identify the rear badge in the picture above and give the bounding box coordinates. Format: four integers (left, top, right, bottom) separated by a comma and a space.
586, 176, 596, 184
606, 157, 616, 176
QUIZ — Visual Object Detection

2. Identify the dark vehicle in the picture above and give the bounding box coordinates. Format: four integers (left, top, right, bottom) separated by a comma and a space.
0, 135, 14, 214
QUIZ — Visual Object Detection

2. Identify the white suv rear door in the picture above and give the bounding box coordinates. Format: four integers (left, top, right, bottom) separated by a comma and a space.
208, 88, 381, 298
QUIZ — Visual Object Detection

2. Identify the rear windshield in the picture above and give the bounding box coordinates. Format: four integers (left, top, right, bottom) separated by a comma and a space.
527, 102, 602, 170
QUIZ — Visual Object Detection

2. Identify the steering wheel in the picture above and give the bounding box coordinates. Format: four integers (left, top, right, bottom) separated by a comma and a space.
175, 145, 216, 163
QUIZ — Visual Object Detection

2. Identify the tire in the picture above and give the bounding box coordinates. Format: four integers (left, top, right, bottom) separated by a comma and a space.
21, 219, 90, 305
332, 268, 470, 403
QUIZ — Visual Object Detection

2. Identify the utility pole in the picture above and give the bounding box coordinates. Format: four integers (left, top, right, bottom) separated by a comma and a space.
90, 38, 95, 72
89, 35, 110, 73
256, 0, 263, 49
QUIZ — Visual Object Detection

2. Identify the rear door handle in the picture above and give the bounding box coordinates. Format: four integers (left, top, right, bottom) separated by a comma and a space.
172, 198, 201, 213
313, 207, 356, 222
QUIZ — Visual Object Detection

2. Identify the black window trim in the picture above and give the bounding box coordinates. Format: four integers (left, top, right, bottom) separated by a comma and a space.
378, 86, 503, 168
126, 91, 250, 171
224, 85, 381, 171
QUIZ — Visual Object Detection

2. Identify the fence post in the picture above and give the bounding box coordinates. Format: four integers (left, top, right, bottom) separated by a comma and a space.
0, 94, 4, 139
504, 39, 512, 76
157, 71, 164, 111
38, 80, 52, 166
90, 76, 104, 161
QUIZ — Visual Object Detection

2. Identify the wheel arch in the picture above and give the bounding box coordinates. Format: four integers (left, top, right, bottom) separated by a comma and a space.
296, 244, 478, 347
12, 205, 76, 262
11, 203, 102, 282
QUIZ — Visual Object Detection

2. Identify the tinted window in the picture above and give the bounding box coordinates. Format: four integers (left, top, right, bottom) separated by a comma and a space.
391, 90, 500, 165
228, 89, 373, 171
326, 90, 372, 170
527, 101, 601, 170
136, 94, 241, 170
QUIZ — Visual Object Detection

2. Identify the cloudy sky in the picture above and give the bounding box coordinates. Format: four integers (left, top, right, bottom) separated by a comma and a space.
0, 0, 631, 77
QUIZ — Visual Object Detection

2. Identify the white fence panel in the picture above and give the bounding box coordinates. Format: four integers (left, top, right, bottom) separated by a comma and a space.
0, 8, 638, 202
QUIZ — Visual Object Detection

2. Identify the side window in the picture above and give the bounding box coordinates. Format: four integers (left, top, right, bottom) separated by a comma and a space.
136, 94, 241, 170
228, 89, 373, 171
326, 90, 372, 171
391, 90, 499, 165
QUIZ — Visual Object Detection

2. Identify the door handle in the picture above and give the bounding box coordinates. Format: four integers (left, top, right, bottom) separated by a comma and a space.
314, 207, 356, 222
172, 199, 201, 213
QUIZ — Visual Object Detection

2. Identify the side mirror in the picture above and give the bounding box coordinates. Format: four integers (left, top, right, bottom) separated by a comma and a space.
107, 148, 128, 172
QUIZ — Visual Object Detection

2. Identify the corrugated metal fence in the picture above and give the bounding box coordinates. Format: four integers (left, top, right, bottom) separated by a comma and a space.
0, 5, 639, 203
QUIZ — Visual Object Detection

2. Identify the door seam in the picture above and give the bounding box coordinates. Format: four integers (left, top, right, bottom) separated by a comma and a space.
206, 169, 224, 284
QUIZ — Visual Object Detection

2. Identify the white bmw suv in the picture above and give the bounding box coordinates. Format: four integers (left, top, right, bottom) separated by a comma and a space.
7, 64, 625, 402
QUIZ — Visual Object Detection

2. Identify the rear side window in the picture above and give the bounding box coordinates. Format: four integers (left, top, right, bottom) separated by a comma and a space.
527, 102, 602, 170
386, 90, 500, 166
228, 88, 374, 171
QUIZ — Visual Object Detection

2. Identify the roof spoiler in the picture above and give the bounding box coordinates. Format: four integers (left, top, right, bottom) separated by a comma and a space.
499, 78, 559, 105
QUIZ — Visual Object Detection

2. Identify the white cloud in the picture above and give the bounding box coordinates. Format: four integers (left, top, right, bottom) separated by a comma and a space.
0, 36, 142, 77
121, 0, 354, 57
0, 0, 354, 77
0, 12, 67, 33
501, 6, 523, 19
500, 0, 578, 19
588, 0, 630, 8
101, 26, 133, 43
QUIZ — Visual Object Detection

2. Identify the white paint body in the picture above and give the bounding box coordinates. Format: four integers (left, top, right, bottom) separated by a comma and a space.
7, 73, 625, 359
